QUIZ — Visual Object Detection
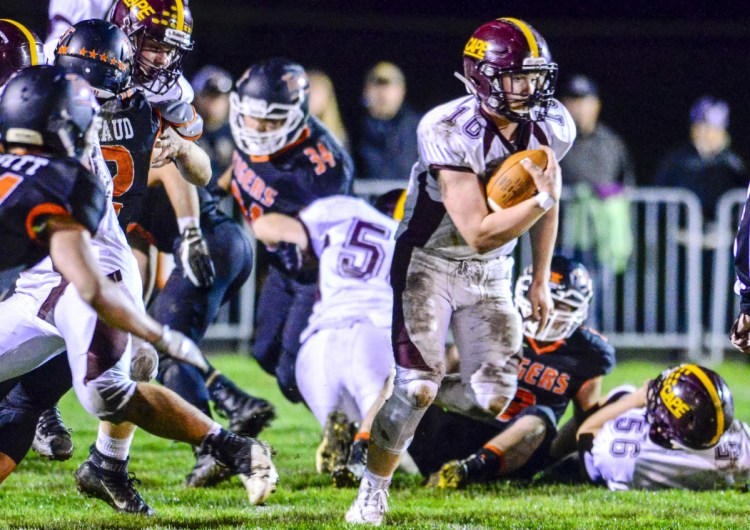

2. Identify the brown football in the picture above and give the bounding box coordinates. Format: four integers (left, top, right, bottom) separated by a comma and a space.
485, 149, 548, 211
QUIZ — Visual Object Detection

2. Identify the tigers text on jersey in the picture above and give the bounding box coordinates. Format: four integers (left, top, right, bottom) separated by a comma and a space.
230, 118, 354, 225
0, 153, 106, 271
499, 327, 615, 423
397, 95, 576, 260
298, 196, 397, 340
587, 407, 750, 491
99, 90, 161, 232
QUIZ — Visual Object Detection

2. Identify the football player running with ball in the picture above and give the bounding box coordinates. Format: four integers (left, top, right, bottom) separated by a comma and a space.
345, 17, 575, 525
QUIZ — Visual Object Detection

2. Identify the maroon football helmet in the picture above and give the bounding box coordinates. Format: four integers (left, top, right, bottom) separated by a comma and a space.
462, 17, 558, 122
108, 0, 194, 94
0, 19, 45, 87
646, 364, 734, 450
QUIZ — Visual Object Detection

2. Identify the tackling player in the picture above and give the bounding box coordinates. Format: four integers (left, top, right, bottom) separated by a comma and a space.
577, 364, 749, 490
252, 190, 406, 487
406, 257, 614, 486
217, 58, 355, 403
345, 18, 575, 525
0, 66, 278, 510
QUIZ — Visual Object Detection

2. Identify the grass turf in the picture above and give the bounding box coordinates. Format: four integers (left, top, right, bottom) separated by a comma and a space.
1, 356, 750, 529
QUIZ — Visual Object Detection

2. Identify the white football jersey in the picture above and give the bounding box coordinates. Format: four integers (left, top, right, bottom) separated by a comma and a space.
397, 95, 575, 260
298, 196, 397, 340
44, 0, 117, 61
15, 139, 142, 304
586, 407, 750, 491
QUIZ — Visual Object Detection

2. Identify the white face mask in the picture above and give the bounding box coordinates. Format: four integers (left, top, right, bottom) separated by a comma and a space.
229, 92, 305, 156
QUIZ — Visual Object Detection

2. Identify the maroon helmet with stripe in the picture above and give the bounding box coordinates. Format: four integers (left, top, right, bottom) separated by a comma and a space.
461, 18, 558, 122
0, 19, 45, 87
108, 0, 193, 94
646, 364, 734, 450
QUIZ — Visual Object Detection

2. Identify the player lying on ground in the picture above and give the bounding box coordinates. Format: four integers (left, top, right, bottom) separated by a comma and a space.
407, 257, 614, 487
577, 364, 748, 490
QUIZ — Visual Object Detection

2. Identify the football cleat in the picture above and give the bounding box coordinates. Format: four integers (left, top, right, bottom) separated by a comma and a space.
208, 374, 276, 437
200, 430, 278, 505
332, 438, 368, 488
31, 406, 74, 461
74, 447, 154, 515
345, 477, 389, 526
427, 459, 469, 489
184, 447, 232, 488
238, 442, 279, 505
316, 411, 356, 474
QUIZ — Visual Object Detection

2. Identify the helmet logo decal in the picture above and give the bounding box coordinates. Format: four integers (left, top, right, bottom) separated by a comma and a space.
464, 37, 489, 59
498, 17, 539, 58
549, 271, 564, 285
659, 367, 692, 419
124, 0, 156, 21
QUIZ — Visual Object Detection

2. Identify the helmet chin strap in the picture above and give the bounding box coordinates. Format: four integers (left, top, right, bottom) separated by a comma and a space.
454, 71, 475, 95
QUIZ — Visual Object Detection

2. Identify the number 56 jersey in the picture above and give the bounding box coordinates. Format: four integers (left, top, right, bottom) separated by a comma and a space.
587, 407, 750, 490
298, 196, 398, 340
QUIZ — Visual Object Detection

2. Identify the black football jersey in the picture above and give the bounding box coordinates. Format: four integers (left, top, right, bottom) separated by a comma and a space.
98, 90, 161, 232
230, 117, 354, 223
499, 327, 616, 424
0, 153, 106, 270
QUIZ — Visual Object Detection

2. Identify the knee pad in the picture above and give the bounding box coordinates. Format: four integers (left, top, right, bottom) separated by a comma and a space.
470, 362, 517, 415
74, 367, 137, 423
371, 378, 438, 455
130, 338, 159, 382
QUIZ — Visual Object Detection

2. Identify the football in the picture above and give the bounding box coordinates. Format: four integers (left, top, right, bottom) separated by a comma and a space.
485, 149, 548, 211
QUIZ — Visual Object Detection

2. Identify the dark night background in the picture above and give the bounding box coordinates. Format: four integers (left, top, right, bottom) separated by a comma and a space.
3, 1, 750, 182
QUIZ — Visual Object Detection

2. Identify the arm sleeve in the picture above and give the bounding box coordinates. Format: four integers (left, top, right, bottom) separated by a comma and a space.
68, 167, 108, 235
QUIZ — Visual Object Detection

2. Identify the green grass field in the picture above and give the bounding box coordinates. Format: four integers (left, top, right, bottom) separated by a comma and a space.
2, 356, 750, 529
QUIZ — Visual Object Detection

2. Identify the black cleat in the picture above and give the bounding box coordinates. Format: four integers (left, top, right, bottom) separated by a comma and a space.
332, 438, 368, 488
200, 429, 278, 505
185, 446, 232, 488
74, 446, 154, 515
208, 373, 276, 437
316, 411, 356, 475
31, 406, 74, 461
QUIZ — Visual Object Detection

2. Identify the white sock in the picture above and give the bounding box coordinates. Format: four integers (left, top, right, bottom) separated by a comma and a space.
95, 428, 134, 461
363, 469, 391, 490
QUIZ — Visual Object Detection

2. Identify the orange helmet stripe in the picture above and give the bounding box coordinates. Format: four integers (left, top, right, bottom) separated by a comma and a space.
498, 17, 539, 58
1, 19, 40, 66
684, 364, 725, 446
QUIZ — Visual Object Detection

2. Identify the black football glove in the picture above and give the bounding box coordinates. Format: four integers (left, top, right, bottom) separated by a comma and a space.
268, 241, 304, 275
178, 226, 216, 287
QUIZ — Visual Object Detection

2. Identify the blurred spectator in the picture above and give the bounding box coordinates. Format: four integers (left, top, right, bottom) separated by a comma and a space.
308, 69, 349, 149
355, 61, 420, 180
655, 96, 746, 224
655, 96, 747, 331
191, 65, 235, 183
559, 74, 634, 277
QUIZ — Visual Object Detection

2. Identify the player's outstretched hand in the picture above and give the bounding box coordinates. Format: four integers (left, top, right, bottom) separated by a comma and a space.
730, 312, 750, 352
178, 227, 216, 287
153, 325, 210, 374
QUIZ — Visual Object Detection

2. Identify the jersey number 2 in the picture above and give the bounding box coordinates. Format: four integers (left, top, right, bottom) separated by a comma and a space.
0, 173, 24, 206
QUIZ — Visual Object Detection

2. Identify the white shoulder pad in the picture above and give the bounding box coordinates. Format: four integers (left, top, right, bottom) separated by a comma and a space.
154, 100, 203, 140
540, 99, 577, 161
